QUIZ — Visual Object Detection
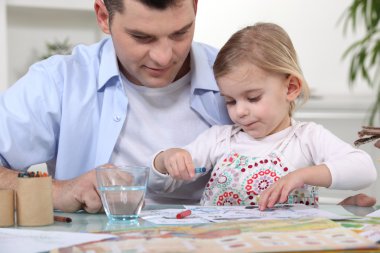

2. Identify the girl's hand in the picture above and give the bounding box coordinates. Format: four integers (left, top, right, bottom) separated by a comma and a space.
257, 165, 331, 210
154, 148, 195, 180
257, 171, 305, 211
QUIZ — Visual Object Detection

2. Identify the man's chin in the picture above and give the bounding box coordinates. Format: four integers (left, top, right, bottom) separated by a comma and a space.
144, 78, 177, 88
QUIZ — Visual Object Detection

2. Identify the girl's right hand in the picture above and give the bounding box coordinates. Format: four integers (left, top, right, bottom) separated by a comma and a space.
155, 148, 195, 181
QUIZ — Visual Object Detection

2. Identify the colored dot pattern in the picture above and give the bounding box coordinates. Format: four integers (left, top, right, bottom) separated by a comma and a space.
200, 152, 318, 206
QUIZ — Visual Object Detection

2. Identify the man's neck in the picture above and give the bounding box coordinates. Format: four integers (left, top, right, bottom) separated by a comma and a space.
173, 54, 191, 82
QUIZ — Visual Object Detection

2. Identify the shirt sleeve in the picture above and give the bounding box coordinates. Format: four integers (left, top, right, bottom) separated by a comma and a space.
148, 125, 230, 193
0, 60, 62, 170
0, 154, 10, 168
298, 122, 377, 190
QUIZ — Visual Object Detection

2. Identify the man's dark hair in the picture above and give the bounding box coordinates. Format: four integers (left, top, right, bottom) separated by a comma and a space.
103, 0, 181, 24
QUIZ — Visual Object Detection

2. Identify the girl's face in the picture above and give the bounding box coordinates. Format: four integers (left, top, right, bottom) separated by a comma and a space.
218, 62, 298, 139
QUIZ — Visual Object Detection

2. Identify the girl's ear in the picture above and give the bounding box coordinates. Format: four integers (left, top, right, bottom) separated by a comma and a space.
95, 0, 110, 34
286, 75, 302, 101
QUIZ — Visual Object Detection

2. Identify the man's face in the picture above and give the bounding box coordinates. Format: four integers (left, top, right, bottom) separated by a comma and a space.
107, 0, 196, 88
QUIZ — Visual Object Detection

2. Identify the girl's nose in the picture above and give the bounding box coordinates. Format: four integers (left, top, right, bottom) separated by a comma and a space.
236, 102, 249, 118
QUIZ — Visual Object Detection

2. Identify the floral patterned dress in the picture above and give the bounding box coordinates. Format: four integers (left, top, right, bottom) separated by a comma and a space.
200, 123, 318, 206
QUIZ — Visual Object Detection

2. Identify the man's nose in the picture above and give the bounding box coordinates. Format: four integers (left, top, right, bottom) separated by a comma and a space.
149, 39, 173, 67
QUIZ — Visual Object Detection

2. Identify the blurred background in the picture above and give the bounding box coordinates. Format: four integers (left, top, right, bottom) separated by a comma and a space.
0, 0, 378, 204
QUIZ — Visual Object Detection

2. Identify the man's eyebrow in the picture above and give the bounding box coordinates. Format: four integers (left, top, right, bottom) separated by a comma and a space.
173, 21, 194, 33
124, 21, 194, 36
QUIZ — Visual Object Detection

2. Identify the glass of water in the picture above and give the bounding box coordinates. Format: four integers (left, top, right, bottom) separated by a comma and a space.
96, 165, 149, 223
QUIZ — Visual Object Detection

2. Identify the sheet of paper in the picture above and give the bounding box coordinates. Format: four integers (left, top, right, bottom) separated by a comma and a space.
0, 228, 116, 253
140, 209, 210, 224
367, 209, 380, 217
337, 217, 380, 243
184, 204, 349, 223
141, 205, 350, 225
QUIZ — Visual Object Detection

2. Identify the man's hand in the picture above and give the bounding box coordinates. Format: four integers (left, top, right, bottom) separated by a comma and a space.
339, 193, 376, 207
52, 169, 102, 213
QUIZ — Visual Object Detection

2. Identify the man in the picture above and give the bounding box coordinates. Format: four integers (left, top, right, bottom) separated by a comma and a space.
0, 0, 230, 213
0, 0, 373, 213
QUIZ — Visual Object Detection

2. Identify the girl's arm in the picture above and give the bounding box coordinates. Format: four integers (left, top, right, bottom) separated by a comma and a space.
258, 164, 332, 210
148, 125, 230, 194
259, 122, 377, 209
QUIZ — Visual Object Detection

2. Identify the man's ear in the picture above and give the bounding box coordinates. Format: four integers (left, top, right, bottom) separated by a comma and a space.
94, 0, 111, 34
193, 0, 198, 14
286, 75, 302, 101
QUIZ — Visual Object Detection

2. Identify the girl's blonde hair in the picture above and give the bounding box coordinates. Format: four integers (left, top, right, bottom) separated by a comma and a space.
213, 22, 309, 116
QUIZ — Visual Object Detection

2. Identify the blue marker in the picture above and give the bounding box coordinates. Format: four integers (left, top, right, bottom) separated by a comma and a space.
195, 167, 206, 174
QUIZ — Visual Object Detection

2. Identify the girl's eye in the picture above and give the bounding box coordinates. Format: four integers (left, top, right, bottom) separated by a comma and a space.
248, 96, 261, 102
225, 100, 236, 105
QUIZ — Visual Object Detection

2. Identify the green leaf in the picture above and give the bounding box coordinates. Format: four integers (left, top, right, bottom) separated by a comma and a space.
340, 0, 380, 125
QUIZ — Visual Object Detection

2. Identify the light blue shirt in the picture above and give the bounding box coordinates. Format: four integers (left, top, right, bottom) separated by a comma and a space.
0, 37, 231, 180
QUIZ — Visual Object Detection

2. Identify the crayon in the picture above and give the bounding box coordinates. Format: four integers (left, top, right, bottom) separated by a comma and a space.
195, 167, 206, 174
54, 215, 72, 223
176, 210, 192, 219
17, 171, 49, 178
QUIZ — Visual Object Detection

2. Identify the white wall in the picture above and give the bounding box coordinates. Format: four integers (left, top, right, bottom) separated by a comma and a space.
5, 0, 372, 97
0, 1, 7, 88
7, 6, 101, 87
194, 0, 372, 97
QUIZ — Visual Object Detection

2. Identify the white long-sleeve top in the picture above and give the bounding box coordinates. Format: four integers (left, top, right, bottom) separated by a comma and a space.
149, 120, 377, 196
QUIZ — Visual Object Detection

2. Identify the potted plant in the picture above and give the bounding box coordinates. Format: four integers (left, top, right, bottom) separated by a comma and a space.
40, 38, 72, 60
340, 0, 380, 125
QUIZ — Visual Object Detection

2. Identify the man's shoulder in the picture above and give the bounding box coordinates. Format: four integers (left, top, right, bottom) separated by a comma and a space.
192, 41, 218, 53
192, 41, 219, 60
41, 37, 110, 67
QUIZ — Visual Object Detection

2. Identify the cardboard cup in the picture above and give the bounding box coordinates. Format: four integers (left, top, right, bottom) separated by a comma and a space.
0, 189, 15, 227
16, 176, 54, 226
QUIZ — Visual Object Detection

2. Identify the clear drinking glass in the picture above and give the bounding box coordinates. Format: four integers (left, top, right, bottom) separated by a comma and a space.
96, 165, 149, 223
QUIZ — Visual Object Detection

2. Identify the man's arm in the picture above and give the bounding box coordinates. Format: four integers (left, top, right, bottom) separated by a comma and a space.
52, 169, 103, 213
0, 166, 102, 213
0, 166, 19, 190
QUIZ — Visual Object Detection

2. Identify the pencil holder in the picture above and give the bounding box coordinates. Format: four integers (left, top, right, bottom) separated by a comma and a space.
0, 189, 15, 227
16, 176, 54, 226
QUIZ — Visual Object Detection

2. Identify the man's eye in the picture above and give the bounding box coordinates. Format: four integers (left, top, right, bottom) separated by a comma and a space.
131, 34, 152, 43
171, 31, 187, 39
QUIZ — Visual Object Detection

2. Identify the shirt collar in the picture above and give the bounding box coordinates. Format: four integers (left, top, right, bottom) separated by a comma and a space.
97, 40, 219, 92
97, 37, 120, 91
190, 42, 219, 92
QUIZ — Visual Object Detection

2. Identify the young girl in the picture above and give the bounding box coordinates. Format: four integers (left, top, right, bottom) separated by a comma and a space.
149, 22, 377, 210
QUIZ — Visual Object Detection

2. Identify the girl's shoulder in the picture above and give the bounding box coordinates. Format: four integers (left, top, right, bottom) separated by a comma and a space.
204, 124, 241, 142
294, 120, 329, 136
293, 120, 340, 145
208, 124, 236, 135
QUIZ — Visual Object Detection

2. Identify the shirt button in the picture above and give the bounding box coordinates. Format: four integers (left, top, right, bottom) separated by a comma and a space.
113, 115, 121, 122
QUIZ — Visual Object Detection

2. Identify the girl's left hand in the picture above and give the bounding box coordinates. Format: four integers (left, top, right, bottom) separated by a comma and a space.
257, 171, 304, 211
